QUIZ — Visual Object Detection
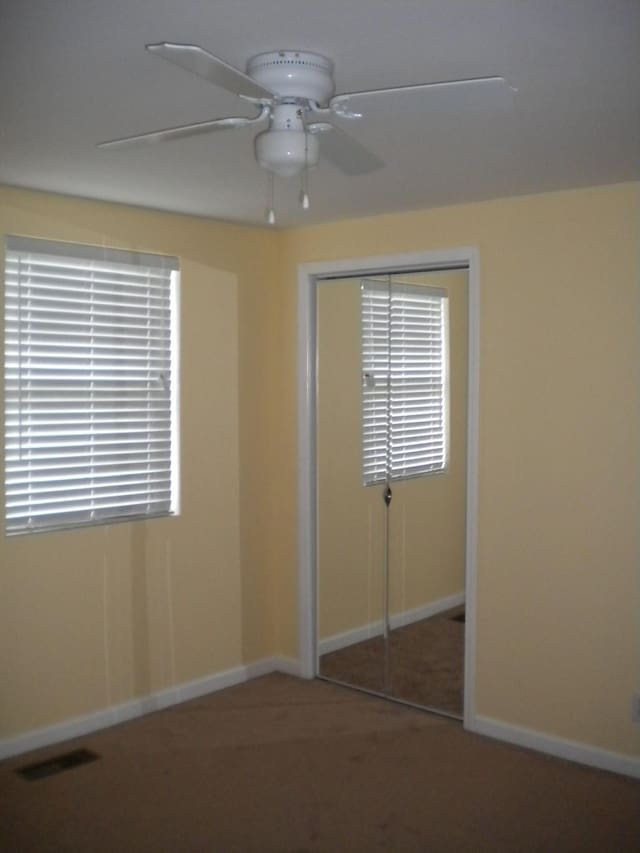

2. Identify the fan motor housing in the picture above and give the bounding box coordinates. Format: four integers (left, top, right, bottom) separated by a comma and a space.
247, 50, 335, 103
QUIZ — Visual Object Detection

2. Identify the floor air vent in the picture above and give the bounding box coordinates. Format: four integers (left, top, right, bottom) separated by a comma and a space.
16, 748, 100, 781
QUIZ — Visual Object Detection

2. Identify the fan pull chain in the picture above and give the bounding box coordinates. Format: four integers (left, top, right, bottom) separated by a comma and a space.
299, 131, 310, 210
266, 171, 275, 225
300, 181, 310, 210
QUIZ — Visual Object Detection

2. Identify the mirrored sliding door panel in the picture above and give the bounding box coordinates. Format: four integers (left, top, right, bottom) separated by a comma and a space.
316, 269, 468, 719
316, 277, 388, 694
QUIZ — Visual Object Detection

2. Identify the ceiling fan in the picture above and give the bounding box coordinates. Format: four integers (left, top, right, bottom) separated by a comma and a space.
99, 43, 513, 218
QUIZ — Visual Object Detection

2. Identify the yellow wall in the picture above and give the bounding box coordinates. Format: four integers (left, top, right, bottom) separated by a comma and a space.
317, 271, 468, 640
1, 181, 638, 763
281, 183, 640, 757
0, 186, 282, 736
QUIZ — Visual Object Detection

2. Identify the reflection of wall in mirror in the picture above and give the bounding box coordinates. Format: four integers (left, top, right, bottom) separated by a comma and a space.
317, 270, 468, 644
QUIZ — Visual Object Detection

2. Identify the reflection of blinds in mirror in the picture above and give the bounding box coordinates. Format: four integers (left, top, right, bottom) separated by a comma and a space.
361, 279, 449, 486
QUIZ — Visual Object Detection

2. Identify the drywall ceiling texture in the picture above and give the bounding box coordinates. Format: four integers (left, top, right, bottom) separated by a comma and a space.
1, 0, 639, 226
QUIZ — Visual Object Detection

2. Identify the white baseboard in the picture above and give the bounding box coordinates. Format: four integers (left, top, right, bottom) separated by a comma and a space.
3, 653, 638, 781
470, 714, 640, 780
272, 655, 304, 677
318, 591, 465, 656
0, 655, 298, 761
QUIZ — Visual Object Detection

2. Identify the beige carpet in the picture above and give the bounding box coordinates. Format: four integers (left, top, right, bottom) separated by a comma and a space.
319, 607, 464, 716
1, 674, 639, 852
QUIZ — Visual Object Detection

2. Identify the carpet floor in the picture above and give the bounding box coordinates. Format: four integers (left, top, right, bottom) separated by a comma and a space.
319, 607, 465, 716
1, 674, 639, 852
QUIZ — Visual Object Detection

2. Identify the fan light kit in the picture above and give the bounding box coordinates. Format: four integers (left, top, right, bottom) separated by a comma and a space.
255, 103, 320, 177
99, 43, 514, 224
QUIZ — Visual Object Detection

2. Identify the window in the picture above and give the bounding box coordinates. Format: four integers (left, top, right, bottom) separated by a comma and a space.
4, 236, 179, 534
361, 278, 448, 485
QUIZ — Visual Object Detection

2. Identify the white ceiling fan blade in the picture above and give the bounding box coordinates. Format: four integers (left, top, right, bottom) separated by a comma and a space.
146, 43, 276, 102
98, 112, 266, 149
330, 76, 516, 118
309, 123, 384, 175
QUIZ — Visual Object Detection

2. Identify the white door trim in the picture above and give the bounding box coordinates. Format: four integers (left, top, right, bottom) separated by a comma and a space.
296, 247, 480, 728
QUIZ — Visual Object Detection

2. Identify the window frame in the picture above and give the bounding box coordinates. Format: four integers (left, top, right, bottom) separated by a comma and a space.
3, 235, 180, 536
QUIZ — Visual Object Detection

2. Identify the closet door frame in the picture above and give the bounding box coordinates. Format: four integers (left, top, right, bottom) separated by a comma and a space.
296, 247, 480, 729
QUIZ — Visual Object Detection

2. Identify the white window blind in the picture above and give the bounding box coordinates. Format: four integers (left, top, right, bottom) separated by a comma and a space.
4, 236, 179, 534
361, 279, 448, 485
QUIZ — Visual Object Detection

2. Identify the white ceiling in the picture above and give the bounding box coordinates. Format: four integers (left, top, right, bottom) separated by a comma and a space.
1, 0, 639, 228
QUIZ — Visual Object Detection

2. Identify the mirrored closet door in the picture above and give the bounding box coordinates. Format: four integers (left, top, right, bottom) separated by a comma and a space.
316, 269, 468, 719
